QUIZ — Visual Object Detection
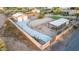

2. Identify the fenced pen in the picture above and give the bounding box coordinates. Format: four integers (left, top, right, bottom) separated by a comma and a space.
5, 18, 74, 50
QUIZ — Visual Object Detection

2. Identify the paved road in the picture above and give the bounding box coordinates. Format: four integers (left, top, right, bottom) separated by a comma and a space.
49, 28, 79, 51
64, 29, 79, 51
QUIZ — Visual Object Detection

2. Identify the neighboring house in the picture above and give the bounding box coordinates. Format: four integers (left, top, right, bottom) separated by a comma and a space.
28, 8, 40, 17
69, 10, 77, 15
32, 8, 40, 14
0, 7, 4, 10
61, 7, 78, 15
61, 7, 70, 13
12, 12, 28, 21
0, 7, 4, 13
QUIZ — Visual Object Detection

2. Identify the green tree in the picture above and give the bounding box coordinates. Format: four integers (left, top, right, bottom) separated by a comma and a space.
37, 13, 45, 19
4, 7, 32, 16
51, 7, 62, 14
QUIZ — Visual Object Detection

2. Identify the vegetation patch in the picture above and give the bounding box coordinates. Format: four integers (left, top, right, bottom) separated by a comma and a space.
0, 38, 7, 51
51, 15, 62, 20
73, 25, 78, 29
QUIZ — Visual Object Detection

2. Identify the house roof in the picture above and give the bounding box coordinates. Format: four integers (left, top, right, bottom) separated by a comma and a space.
12, 13, 24, 17
12, 13, 28, 21
49, 18, 69, 27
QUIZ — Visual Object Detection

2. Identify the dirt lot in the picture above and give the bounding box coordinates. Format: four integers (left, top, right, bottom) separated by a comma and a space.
0, 14, 40, 51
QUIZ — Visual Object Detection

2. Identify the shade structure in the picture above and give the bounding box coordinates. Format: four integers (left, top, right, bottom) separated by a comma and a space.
49, 18, 69, 27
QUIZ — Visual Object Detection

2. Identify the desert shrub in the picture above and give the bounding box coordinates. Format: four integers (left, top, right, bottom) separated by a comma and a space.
73, 25, 78, 29
37, 13, 45, 19
0, 39, 7, 51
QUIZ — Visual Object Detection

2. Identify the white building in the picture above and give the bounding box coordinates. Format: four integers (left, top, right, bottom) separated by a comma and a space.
61, 7, 78, 15
32, 8, 40, 14
0, 7, 4, 11
12, 13, 28, 22
49, 18, 69, 30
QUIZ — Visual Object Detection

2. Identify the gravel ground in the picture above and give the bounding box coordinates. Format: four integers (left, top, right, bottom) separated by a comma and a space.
0, 37, 37, 51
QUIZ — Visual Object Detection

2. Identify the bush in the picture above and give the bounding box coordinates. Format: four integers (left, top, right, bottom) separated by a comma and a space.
57, 31, 62, 35
37, 13, 45, 19
73, 25, 78, 29
4, 7, 31, 16
61, 12, 69, 16
32, 36, 39, 41
0, 39, 7, 51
